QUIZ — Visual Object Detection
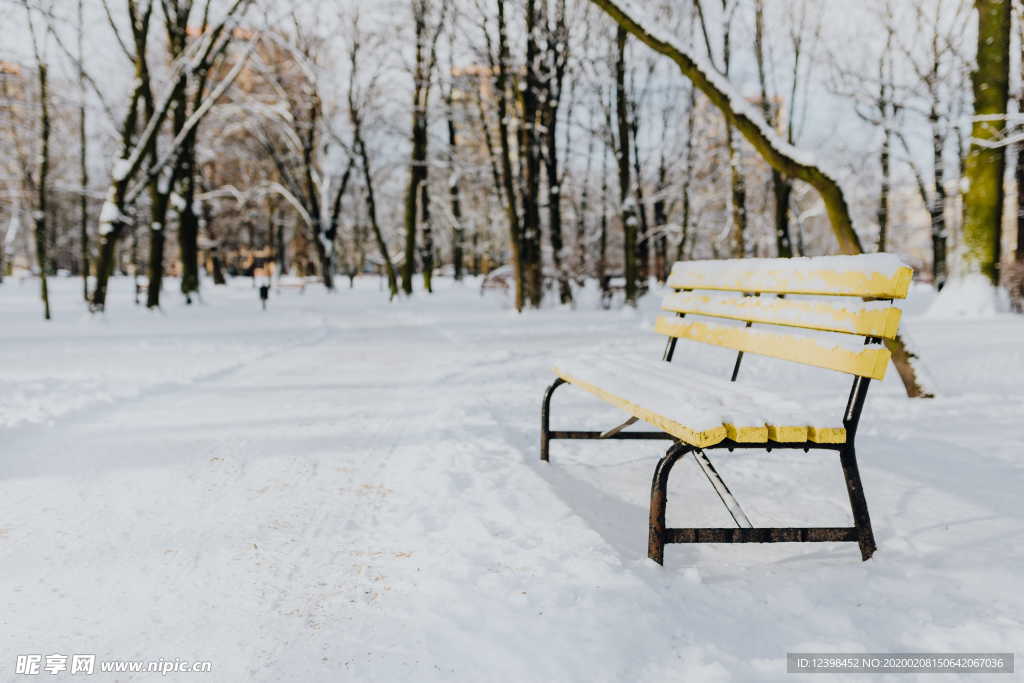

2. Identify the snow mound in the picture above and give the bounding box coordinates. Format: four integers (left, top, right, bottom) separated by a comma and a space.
925, 274, 1010, 318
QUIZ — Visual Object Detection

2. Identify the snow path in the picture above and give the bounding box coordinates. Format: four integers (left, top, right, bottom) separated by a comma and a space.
2, 278, 1023, 681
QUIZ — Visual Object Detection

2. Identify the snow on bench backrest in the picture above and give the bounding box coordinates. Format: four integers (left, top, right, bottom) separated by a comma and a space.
656, 255, 914, 380
666, 254, 913, 299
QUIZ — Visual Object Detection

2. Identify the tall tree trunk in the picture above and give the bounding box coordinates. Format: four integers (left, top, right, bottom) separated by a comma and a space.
542, 0, 571, 303
543, 110, 571, 303
629, 101, 650, 286
615, 27, 638, 305
652, 148, 668, 282
575, 120, 595, 283
929, 108, 948, 285
494, 0, 524, 310
878, 116, 891, 252
356, 134, 398, 298
419, 182, 434, 292
178, 130, 201, 301
543, 84, 570, 304
403, 0, 443, 295
145, 188, 169, 308
598, 143, 609, 298
677, 85, 696, 261
753, 0, 792, 257
959, 0, 1011, 284
34, 62, 51, 320
519, 0, 544, 308
1017, 128, 1024, 264
77, 0, 89, 300
1015, 12, 1023, 267
446, 92, 464, 281
402, 4, 429, 295
722, 2, 746, 259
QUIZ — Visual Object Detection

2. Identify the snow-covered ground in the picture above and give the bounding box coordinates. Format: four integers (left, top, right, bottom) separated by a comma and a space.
2, 276, 1022, 681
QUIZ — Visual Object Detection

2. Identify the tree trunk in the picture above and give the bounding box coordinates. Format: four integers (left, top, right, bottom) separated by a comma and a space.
447, 95, 464, 281
753, 0, 792, 257
1017, 127, 1024, 264
145, 189, 169, 309
877, 120, 891, 252
402, 11, 428, 295
543, 87, 571, 304
356, 133, 398, 298
178, 134, 200, 301
419, 182, 434, 292
722, 2, 746, 259
629, 101, 650, 286
575, 126, 594, 284
519, 0, 544, 308
615, 27, 638, 306
653, 152, 669, 282
1018, 10, 1024, 266
78, 0, 89, 301
542, 0, 571, 303
929, 109, 948, 286
959, 0, 1011, 284
677, 85, 696, 261
34, 62, 51, 320
494, 0, 524, 311
598, 143, 609, 294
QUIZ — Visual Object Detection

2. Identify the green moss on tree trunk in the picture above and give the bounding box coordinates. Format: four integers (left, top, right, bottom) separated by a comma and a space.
960, 0, 1011, 283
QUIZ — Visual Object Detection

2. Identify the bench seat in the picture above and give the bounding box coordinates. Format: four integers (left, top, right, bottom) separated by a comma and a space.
553, 355, 846, 448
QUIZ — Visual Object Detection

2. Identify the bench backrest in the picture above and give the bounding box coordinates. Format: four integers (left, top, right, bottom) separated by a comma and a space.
656, 255, 913, 380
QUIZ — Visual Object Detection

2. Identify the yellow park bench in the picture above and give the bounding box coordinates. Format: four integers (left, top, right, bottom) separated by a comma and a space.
540, 254, 913, 565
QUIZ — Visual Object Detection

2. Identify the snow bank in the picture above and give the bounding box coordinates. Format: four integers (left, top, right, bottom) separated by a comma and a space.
925, 274, 1010, 318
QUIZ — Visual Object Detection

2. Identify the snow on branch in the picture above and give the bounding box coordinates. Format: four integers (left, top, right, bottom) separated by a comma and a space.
588, 0, 865, 255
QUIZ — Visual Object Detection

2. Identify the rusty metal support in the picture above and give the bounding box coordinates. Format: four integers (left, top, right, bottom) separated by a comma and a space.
649, 443, 692, 564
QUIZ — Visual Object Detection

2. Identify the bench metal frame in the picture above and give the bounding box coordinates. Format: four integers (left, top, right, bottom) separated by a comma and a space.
540, 324, 880, 565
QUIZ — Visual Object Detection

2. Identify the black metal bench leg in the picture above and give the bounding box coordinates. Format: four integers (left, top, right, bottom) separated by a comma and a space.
839, 444, 877, 561
648, 443, 691, 564
540, 378, 566, 462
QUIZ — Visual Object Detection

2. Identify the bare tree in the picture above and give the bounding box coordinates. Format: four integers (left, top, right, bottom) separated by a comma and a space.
402, 0, 446, 295
346, 11, 398, 298
614, 26, 637, 305
20, 0, 53, 319
90, 0, 253, 311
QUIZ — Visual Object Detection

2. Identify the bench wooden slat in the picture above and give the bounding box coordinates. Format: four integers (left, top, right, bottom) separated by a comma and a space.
654, 316, 891, 379
555, 367, 728, 447
667, 255, 913, 299
661, 292, 903, 339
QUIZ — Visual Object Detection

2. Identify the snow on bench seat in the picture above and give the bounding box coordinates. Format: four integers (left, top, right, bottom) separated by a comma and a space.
553, 355, 845, 448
